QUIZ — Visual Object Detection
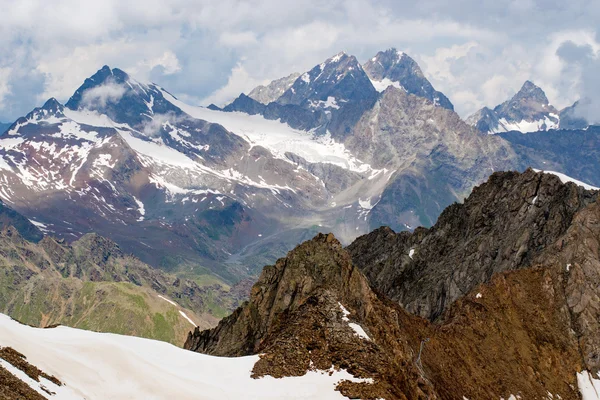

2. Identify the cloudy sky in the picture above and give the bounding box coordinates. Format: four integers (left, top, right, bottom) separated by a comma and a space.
1, 0, 599, 122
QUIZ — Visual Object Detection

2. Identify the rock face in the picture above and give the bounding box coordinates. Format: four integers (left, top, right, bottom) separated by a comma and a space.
186, 169, 600, 399
364, 48, 453, 110
345, 86, 518, 231
349, 168, 597, 320
467, 81, 560, 133
248, 73, 301, 104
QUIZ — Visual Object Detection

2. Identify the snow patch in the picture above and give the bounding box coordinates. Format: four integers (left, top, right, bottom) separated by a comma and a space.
179, 310, 197, 327
157, 295, 177, 307
0, 358, 83, 399
578, 371, 600, 400
132, 196, 145, 221
370, 78, 405, 93
533, 169, 599, 191
338, 303, 370, 341
0, 313, 370, 400
489, 115, 559, 134
409, 249, 415, 259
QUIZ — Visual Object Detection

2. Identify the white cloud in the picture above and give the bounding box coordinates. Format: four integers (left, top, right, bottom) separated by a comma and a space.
200, 63, 265, 107
0, 68, 11, 108
135, 51, 182, 76
0, 0, 599, 122
81, 81, 127, 109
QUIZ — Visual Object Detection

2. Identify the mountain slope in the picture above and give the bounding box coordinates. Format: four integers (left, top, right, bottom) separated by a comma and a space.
364, 48, 454, 110
186, 170, 600, 399
500, 126, 600, 188
349, 168, 598, 320
345, 86, 518, 231
0, 224, 244, 345
467, 81, 560, 133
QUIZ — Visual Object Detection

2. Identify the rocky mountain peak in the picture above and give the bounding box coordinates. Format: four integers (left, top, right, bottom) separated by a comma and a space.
501, 80, 552, 112
65, 65, 183, 128
184, 232, 374, 356
468, 80, 560, 133
364, 48, 454, 110
277, 51, 375, 108
18, 97, 66, 124
247, 72, 301, 104
364, 48, 408, 81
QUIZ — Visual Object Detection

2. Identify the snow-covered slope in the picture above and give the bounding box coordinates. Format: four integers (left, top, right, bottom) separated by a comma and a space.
0, 313, 369, 400
162, 89, 377, 174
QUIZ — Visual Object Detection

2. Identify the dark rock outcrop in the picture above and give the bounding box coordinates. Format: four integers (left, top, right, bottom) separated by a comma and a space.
349, 168, 598, 320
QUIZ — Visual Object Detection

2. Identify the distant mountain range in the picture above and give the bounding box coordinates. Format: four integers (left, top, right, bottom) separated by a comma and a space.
0, 48, 597, 296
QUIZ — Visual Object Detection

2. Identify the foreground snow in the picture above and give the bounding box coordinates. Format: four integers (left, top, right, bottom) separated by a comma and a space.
0, 314, 368, 400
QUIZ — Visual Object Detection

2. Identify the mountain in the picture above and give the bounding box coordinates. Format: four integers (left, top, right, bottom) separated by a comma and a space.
345, 85, 517, 230
0, 220, 250, 345
0, 66, 349, 282
363, 48, 454, 110
3, 57, 600, 306
248, 72, 300, 104
224, 52, 379, 139
186, 169, 600, 399
467, 80, 560, 133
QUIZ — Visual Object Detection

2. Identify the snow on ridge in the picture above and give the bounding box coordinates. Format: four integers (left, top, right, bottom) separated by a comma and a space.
533, 169, 599, 191
369, 78, 405, 93
489, 115, 559, 134
338, 303, 370, 341
161, 88, 378, 175
0, 313, 371, 400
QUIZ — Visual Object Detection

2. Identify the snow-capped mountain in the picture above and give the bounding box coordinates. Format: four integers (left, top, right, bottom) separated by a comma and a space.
467, 80, 560, 133
0, 65, 395, 279
1, 51, 599, 288
223, 52, 379, 139
363, 48, 454, 110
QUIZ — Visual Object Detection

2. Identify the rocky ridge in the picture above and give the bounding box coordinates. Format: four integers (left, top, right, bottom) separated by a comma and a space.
186, 169, 600, 399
